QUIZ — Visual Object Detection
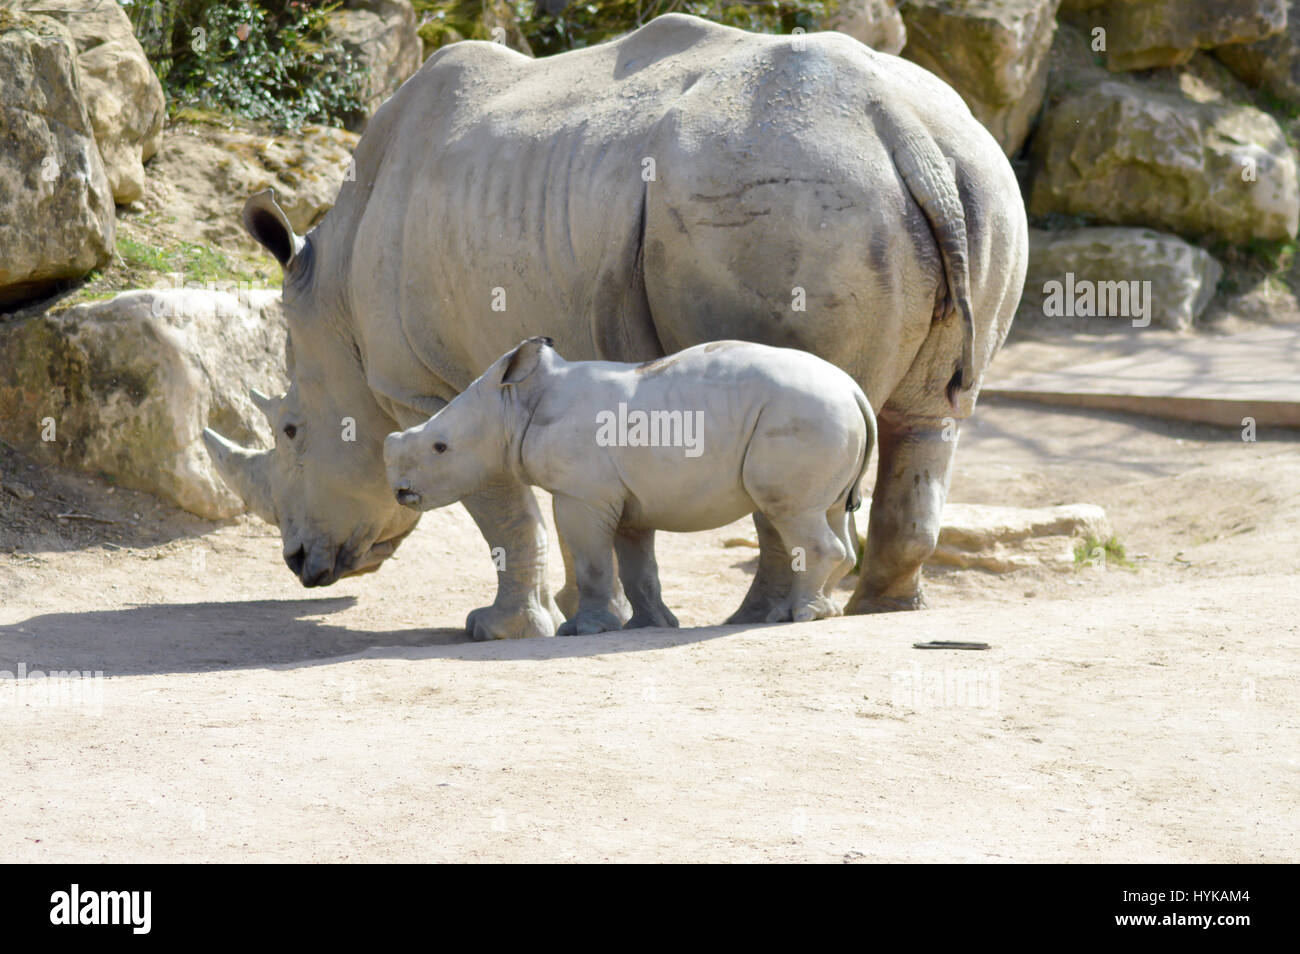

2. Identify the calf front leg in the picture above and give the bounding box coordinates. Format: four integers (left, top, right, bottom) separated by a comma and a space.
555, 501, 633, 623
846, 411, 957, 614
553, 495, 625, 636
615, 529, 679, 629
461, 478, 564, 639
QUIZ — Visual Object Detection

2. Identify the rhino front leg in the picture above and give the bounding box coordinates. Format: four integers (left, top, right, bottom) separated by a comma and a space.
846, 411, 957, 614
553, 495, 625, 636
555, 501, 633, 623
615, 529, 679, 629
461, 478, 564, 639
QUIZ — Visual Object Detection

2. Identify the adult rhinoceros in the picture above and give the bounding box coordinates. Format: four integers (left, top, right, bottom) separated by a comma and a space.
204, 13, 1028, 639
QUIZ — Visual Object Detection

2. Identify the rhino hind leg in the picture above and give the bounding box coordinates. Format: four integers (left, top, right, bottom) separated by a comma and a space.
726, 511, 794, 624
614, 529, 679, 630
460, 479, 564, 639
761, 508, 849, 624
845, 412, 956, 614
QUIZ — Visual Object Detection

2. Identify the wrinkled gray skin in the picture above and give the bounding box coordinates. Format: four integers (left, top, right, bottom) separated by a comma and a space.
204, 14, 1028, 639
384, 338, 876, 632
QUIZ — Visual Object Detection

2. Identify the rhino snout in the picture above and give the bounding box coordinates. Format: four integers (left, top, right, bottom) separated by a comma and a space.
392, 478, 422, 508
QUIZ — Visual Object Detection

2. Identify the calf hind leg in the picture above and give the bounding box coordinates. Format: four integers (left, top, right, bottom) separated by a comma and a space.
726, 511, 795, 624
763, 509, 848, 623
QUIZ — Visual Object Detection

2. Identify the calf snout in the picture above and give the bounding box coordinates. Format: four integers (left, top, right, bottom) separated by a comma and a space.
392, 478, 422, 508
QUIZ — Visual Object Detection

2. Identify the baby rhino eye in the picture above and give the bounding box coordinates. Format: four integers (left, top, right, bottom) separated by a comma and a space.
434, 441, 447, 454
283, 424, 297, 439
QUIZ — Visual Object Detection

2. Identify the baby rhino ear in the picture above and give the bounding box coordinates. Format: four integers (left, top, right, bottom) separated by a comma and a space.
499, 336, 554, 387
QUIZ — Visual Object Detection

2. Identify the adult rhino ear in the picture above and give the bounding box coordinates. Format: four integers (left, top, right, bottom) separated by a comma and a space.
499, 336, 554, 387
242, 189, 304, 269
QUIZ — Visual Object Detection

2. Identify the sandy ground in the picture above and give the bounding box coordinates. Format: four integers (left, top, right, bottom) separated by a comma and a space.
1, 339, 1298, 862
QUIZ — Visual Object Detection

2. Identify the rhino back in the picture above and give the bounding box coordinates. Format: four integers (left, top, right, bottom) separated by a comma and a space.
312, 14, 1018, 419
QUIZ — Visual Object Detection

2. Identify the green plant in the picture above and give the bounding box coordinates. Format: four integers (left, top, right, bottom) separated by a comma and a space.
507, 0, 839, 58
123, 0, 371, 130
1073, 534, 1135, 570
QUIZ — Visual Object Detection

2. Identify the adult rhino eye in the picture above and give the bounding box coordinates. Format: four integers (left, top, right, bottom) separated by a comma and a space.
283, 424, 298, 439
434, 441, 447, 453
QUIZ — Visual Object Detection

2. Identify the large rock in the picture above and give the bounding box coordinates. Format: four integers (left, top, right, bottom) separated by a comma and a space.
827, 0, 907, 54
929, 503, 1112, 572
1028, 77, 1300, 244
0, 289, 286, 519
140, 122, 360, 252
328, 0, 423, 130
1018, 227, 1223, 330
1216, 2, 1300, 105
898, 0, 1060, 154
0, 13, 114, 307
1060, 0, 1287, 71
21, 0, 166, 205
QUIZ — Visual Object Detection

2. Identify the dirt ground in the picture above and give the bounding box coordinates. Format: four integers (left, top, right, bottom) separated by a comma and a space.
1, 334, 1298, 862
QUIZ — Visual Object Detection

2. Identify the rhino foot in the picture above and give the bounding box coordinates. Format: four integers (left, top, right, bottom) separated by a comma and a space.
726, 596, 782, 625
557, 581, 632, 624
625, 605, 679, 630
466, 600, 557, 640
766, 595, 842, 624
843, 591, 928, 614
557, 608, 624, 636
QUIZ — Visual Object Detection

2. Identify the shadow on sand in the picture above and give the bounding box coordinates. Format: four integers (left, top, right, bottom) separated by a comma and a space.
0, 595, 763, 677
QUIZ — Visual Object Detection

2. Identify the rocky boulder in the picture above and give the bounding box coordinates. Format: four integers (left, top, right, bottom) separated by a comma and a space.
140, 122, 360, 252
930, 503, 1113, 572
898, 0, 1060, 154
827, 0, 907, 54
328, 0, 423, 130
21, 0, 166, 205
1028, 77, 1300, 244
0, 13, 115, 307
1018, 227, 1223, 330
1216, 2, 1300, 105
0, 289, 286, 519
1060, 0, 1287, 71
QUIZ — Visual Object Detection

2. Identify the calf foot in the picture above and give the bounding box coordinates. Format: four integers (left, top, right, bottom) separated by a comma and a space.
557, 608, 624, 636
557, 581, 632, 624
466, 597, 558, 640
765, 595, 841, 624
792, 595, 842, 623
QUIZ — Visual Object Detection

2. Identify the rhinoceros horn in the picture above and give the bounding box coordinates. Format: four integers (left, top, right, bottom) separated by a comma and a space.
248, 387, 277, 420
202, 428, 276, 524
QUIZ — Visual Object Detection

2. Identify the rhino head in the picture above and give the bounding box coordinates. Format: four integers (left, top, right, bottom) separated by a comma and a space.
203, 190, 418, 587
383, 337, 553, 512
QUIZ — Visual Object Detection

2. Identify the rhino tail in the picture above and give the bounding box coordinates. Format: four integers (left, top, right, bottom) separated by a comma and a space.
884, 109, 976, 404
846, 386, 877, 514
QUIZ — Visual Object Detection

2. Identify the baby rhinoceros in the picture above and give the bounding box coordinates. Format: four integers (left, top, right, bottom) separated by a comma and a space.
383, 337, 877, 635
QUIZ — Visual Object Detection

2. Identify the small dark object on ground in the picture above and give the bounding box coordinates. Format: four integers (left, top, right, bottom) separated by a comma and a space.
913, 640, 991, 651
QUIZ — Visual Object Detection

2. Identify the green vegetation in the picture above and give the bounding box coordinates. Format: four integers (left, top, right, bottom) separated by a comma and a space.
512, 1, 839, 57
1073, 535, 1135, 570
411, 1, 841, 58
123, 0, 370, 130
52, 222, 276, 313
